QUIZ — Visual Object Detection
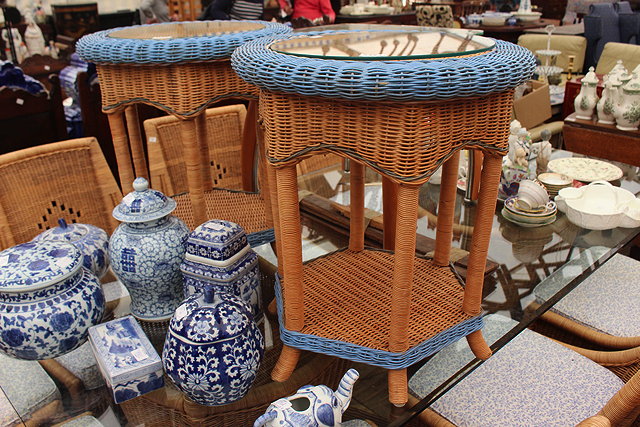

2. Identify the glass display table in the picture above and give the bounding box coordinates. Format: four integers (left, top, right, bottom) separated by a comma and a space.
1, 149, 639, 426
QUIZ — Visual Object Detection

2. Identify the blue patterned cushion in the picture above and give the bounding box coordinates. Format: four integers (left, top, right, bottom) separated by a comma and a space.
409, 314, 518, 398
534, 253, 640, 337
56, 341, 104, 390
0, 353, 60, 421
413, 317, 623, 427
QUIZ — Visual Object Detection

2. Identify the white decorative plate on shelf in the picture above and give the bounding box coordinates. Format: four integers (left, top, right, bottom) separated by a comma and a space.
547, 158, 623, 182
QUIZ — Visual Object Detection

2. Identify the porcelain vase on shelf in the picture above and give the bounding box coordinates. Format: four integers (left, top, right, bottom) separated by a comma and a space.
162, 287, 264, 406
33, 218, 109, 279
574, 66, 599, 120
254, 369, 360, 427
108, 178, 189, 321
180, 219, 262, 321
23, 19, 45, 56
0, 241, 105, 360
596, 80, 617, 125
614, 73, 640, 131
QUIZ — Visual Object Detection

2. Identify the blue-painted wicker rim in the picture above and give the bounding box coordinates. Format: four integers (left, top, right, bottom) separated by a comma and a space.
231, 29, 536, 101
76, 21, 291, 65
274, 274, 484, 369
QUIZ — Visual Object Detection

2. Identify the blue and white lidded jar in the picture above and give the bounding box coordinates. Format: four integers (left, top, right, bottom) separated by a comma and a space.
108, 177, 189, 321
181, 220, 262, 321
0, 241, 105, 360
33, 218, 109, 279
162, 287, 264, 406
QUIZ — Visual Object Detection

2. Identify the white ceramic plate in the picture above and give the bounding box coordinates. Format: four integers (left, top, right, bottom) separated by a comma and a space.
501, 208, 556, 227
547, 158, 623, 183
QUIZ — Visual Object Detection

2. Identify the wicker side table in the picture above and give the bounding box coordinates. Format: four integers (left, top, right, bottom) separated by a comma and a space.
77, 21, 290, 235
232, 29, 536, 405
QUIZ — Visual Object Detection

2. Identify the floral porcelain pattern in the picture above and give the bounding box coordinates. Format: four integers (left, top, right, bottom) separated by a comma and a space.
109, 178, 189, 320
428, 324, 623, 426
186, 220, 249, 262
547, 157, 623, 182
0, 242, 105, 360
162, 291, 264, 406
33, 219, 109, 279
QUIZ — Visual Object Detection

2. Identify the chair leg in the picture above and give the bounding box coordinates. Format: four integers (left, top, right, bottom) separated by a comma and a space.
466, 329, 492, 360
388, 368, 408, 406
272, 345, 301, 382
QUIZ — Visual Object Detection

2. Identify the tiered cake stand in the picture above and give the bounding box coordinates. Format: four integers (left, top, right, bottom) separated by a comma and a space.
232, 29, 535, 405
76, 21, 290, 239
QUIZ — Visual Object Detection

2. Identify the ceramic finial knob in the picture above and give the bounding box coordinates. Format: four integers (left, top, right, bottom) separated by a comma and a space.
204, 287, 215, 304
58, 218, 68, 229
133, 177, 149, 192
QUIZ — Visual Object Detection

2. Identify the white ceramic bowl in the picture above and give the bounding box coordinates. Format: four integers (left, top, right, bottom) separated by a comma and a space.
513, 11, 542, 22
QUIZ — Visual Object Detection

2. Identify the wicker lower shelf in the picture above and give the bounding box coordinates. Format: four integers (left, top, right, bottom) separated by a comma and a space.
173, 188, 274, 245
276, 248, 483, 369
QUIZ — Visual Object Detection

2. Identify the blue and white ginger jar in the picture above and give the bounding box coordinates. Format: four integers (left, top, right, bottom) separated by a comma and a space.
181, 219, 262, 321
33, 218, 109, 279
0, 241, 105, 360
162, 287, 264, 406
108, 177, 189, 320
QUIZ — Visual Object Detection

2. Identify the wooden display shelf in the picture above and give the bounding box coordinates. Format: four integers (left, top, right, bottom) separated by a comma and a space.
282, 248, 475, 353
562, 112, 640, 167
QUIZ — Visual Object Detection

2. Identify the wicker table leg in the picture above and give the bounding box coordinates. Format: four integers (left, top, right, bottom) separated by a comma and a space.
433, 152, 460, 267
349, 161, 365, 252
382, 177, 398, 250
107, 111, 135, 193
195, 112, 211, 190
124, 105, 149, 180
242, 100, 258, 192
180, 118, 207, 227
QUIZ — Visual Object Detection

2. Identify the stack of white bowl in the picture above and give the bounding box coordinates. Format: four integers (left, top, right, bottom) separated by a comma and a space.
501, 179, 557, 227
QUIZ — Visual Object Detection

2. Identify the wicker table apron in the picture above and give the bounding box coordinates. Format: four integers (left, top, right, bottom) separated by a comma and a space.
232, 31, 536, 405
76, 21, 291, 227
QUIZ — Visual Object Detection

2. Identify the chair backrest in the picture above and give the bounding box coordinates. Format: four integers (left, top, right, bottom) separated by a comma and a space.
517, 34, 587, 73
595, 41, 640, 74
0, 74, 68, 152
144, 104, 248, 197
0, 138, 122, 250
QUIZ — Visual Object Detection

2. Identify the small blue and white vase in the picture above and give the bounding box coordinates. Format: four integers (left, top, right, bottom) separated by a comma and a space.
33, 218, 109, 279
162, 287, 264, 406
108, 177, 189, 321
181, 220, 262, 321
0, 241, 105, 360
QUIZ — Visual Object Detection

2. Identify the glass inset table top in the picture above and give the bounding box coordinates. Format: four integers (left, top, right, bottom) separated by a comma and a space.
109, 21, 266, 40
269, 29, 495, 60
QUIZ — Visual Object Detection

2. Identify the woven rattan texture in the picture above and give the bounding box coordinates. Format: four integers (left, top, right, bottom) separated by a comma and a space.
260, 90, 512, 183
172, 189, 274, 245
76, 21, 291, 64
231, 37, 535, 101
0, 138, 122, 250
146, 105, 247, 196
275, 249, 482, 368
297, 153, 342, 175
96, 61, 258, 117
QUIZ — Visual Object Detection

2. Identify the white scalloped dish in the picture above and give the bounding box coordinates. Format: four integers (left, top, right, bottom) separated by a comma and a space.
555, 181, 640, 230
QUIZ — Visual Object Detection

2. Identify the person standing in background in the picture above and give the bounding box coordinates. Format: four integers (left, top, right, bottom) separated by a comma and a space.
278, 0, 335, 27
199, 0, 263, 20
140, 0, 170, 23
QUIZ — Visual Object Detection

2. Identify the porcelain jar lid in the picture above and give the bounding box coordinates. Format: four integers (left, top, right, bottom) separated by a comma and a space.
623, 73, 640, 94
112, 177, 176, 223
582, 66, 599, 85
0, 241, 83, 293
169, 289, 253, 344
35, 218, 104, 243
185, 220, 249, 264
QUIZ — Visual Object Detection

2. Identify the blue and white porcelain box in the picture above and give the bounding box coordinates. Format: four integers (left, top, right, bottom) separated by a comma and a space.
33, 218, 109, 279
0, 241, 105, 360
88, 315, 163, 404
181, 220, 262, 320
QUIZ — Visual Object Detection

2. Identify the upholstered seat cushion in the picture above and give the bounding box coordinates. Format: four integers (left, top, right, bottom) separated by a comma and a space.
0, 387, 20, 426
0, 353, 61, 421
56, 341, 104, 390
410, 315, 623, 427
517, 34, 587, 72
534, 253, 640, 338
